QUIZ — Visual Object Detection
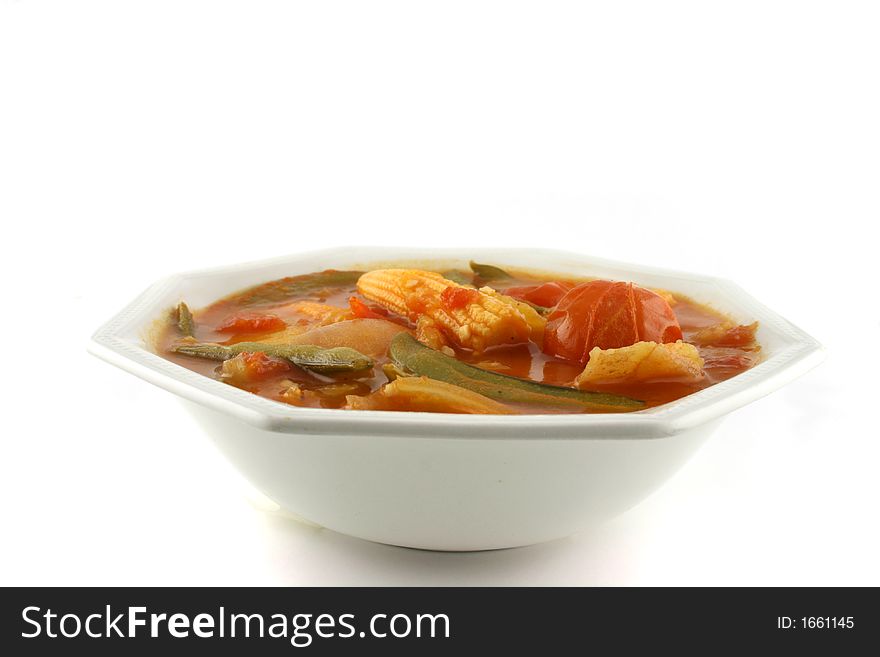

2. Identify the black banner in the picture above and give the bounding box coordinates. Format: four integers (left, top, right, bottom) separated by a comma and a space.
1, 587, 875, 654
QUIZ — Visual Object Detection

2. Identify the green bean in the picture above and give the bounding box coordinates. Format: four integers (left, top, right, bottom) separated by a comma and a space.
171, 339, 374, 374
176, 301, 195, 337
469, 261, 513, 283
468, 262, 552, 313
441, 270, 475, 286
389, 333, 643, 412
172, 341, 230, 361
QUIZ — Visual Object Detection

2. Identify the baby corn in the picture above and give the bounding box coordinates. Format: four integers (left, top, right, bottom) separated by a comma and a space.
356, 269, 533, 352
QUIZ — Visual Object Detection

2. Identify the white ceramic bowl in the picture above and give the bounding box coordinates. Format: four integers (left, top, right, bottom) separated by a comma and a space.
89, 248, 823, 551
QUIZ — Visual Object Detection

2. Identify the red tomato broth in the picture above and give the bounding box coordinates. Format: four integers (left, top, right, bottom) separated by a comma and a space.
158, 267, 759, 413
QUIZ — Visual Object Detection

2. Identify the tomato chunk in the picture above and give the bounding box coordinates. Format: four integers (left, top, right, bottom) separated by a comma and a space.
504, 281, 575, 308
544, 280, 683, 363
691, 321, 758, 348
220, 351, 291, 387
440, 286, 480, 311
349, 296, 388, 320
240, 351, 290, 376
217, 312, 286, 334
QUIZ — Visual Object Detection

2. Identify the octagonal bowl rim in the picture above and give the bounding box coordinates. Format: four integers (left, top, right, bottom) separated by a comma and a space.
89, 246, 824, 439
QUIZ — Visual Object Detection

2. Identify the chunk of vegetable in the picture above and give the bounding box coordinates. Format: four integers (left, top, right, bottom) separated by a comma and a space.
381, 361, 412, 381
389, 333, 643, 411
176, 302, 195, 337
281, 301, 354, 325
171, 339, 374, 373
310, 381, 373, 399
220, 352, 291, 387
254, 302, 355, 345
480, 287, 546, 345
469, 261, 513, 283
575, 341, 704, 386
217, 312, 286, 334
414, 316, 448, 351
262, 318, 408, 358
348, 296, 387, 320
544, 280, 683, 363
346, 376, 515, 414
357, 269, 531, 352
690, 321, 758, 348
279, 381, 370, 407
278, 381, 312, 406
441, 286, 481, 310
504, 281, 574, 308
699, 346, 760, 370
441, 270, 475, 286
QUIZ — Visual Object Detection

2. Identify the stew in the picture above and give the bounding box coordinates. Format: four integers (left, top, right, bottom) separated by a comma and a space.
157, 262, 760, 414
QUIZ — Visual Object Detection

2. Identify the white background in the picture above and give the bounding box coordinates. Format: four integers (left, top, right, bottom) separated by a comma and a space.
1, 1, 877, 585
